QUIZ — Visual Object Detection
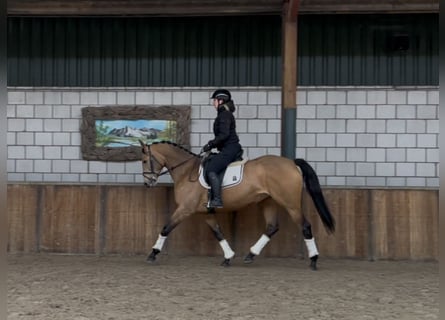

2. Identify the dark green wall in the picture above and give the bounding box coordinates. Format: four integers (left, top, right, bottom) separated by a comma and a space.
7, 14, 438, 87
299, 14, 438, 86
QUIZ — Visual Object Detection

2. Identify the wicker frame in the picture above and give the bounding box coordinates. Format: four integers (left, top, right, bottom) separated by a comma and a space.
80, 105, 191, 161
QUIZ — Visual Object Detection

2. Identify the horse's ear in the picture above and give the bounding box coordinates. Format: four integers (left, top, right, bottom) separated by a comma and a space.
139, 139, 148, 154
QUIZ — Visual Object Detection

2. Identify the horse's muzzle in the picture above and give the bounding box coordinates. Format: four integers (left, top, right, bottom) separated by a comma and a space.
144, 178, 158, 188
143, 172, 159, 188
144, 181, 156, 188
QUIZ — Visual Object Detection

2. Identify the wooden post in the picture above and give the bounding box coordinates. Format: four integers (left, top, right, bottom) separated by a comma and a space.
281, 0, 299, 159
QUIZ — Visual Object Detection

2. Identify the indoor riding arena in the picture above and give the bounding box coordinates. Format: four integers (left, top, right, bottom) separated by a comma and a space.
7, 1, 438, 319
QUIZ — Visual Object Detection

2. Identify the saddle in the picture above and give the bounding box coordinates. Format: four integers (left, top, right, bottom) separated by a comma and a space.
199, 150, 247, 189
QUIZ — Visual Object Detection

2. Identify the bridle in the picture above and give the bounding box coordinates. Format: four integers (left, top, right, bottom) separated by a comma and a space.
142, 144, 195, 181
142, 145, 165, 180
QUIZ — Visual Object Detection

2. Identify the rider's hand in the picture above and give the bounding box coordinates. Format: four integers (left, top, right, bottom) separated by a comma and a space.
202, 143, 212, 153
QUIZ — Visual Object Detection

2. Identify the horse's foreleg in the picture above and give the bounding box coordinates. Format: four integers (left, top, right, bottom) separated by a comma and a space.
205, 216, 234, 267
147, 222, 179, 263
302, 219, 319, 270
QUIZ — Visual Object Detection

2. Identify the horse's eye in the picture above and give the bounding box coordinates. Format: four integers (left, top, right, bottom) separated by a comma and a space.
143, 160, 147, 164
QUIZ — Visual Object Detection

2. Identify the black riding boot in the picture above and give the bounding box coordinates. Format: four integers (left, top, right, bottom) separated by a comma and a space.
207, 172, 223, 208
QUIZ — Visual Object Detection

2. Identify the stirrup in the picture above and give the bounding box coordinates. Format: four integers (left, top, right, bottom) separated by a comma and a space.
206, 207, 216, 214
207, 199, 223, 209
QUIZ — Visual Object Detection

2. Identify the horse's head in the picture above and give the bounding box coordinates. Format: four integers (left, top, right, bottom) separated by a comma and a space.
139, 140, 166, 187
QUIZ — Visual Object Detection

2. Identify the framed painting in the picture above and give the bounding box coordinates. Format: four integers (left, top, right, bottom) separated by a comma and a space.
80, 105, 191, 161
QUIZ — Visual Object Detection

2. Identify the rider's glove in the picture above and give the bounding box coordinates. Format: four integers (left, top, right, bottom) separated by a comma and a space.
202, 143, 212, 153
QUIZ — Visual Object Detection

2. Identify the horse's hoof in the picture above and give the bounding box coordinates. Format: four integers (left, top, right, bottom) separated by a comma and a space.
146, 250, 159, 264
220, 259, 231, 267
146, 256, 156, 264
310, 255, 318, 271
243, 252, 256, 264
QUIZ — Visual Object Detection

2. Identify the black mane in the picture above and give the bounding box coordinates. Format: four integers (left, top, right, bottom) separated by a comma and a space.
151, 141, 199, 157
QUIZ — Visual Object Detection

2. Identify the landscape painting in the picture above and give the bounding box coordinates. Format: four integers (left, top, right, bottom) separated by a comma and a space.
81, 105, 191, 161
95, 119, 177, 147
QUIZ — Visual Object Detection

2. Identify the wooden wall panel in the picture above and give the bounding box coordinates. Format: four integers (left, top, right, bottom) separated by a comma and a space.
408, 190, 439, 259
40, 185, 99, 253
7, 185, 39, 253
103, 186, 170, 254
372, 190, 438, 260
7, 185, 438, 261
304, 189, 370, 259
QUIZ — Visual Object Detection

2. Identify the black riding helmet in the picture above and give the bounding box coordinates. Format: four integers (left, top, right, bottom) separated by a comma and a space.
210, 89, 231, 102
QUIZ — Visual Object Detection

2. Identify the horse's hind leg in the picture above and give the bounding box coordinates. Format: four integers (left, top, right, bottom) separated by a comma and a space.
244, 198, 279, 264
205, 216, 234, 267
287, 210, 320, 270
302, 218, 319, 270
270, 186, 320, 270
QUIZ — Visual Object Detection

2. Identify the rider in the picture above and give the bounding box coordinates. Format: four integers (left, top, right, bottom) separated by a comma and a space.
202, 89, 242, 209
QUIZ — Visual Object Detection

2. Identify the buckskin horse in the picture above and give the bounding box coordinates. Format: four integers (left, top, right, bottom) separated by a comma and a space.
140, 140, 335, 270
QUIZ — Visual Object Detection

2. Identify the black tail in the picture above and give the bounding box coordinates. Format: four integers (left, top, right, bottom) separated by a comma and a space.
294, 159, 335, 234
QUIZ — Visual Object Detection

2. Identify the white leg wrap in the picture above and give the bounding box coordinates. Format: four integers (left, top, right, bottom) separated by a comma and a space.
153, 234, 167, 251
219, 239, 235, 259
304, 237, 319, 258
250, 234, 270, 256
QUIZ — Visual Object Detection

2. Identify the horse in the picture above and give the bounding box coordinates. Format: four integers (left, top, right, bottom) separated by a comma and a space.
140, 140, 335, 270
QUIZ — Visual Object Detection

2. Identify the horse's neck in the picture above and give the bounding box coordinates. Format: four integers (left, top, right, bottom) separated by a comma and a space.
163, 148, 198, 182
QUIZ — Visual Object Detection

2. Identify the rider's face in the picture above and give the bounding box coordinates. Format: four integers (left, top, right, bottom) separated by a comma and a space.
212, 99, 219, 109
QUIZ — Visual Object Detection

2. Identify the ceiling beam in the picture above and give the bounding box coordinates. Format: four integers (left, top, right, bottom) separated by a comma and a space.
6, 0, 283, 16
300, 0, 438, 14
7, 0, 438, 16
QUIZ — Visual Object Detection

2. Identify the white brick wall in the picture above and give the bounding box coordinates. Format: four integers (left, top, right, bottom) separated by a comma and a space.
7, 86, 439, 188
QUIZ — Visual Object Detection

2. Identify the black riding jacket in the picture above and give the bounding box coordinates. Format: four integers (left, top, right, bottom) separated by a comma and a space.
208, 101, 240, 151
